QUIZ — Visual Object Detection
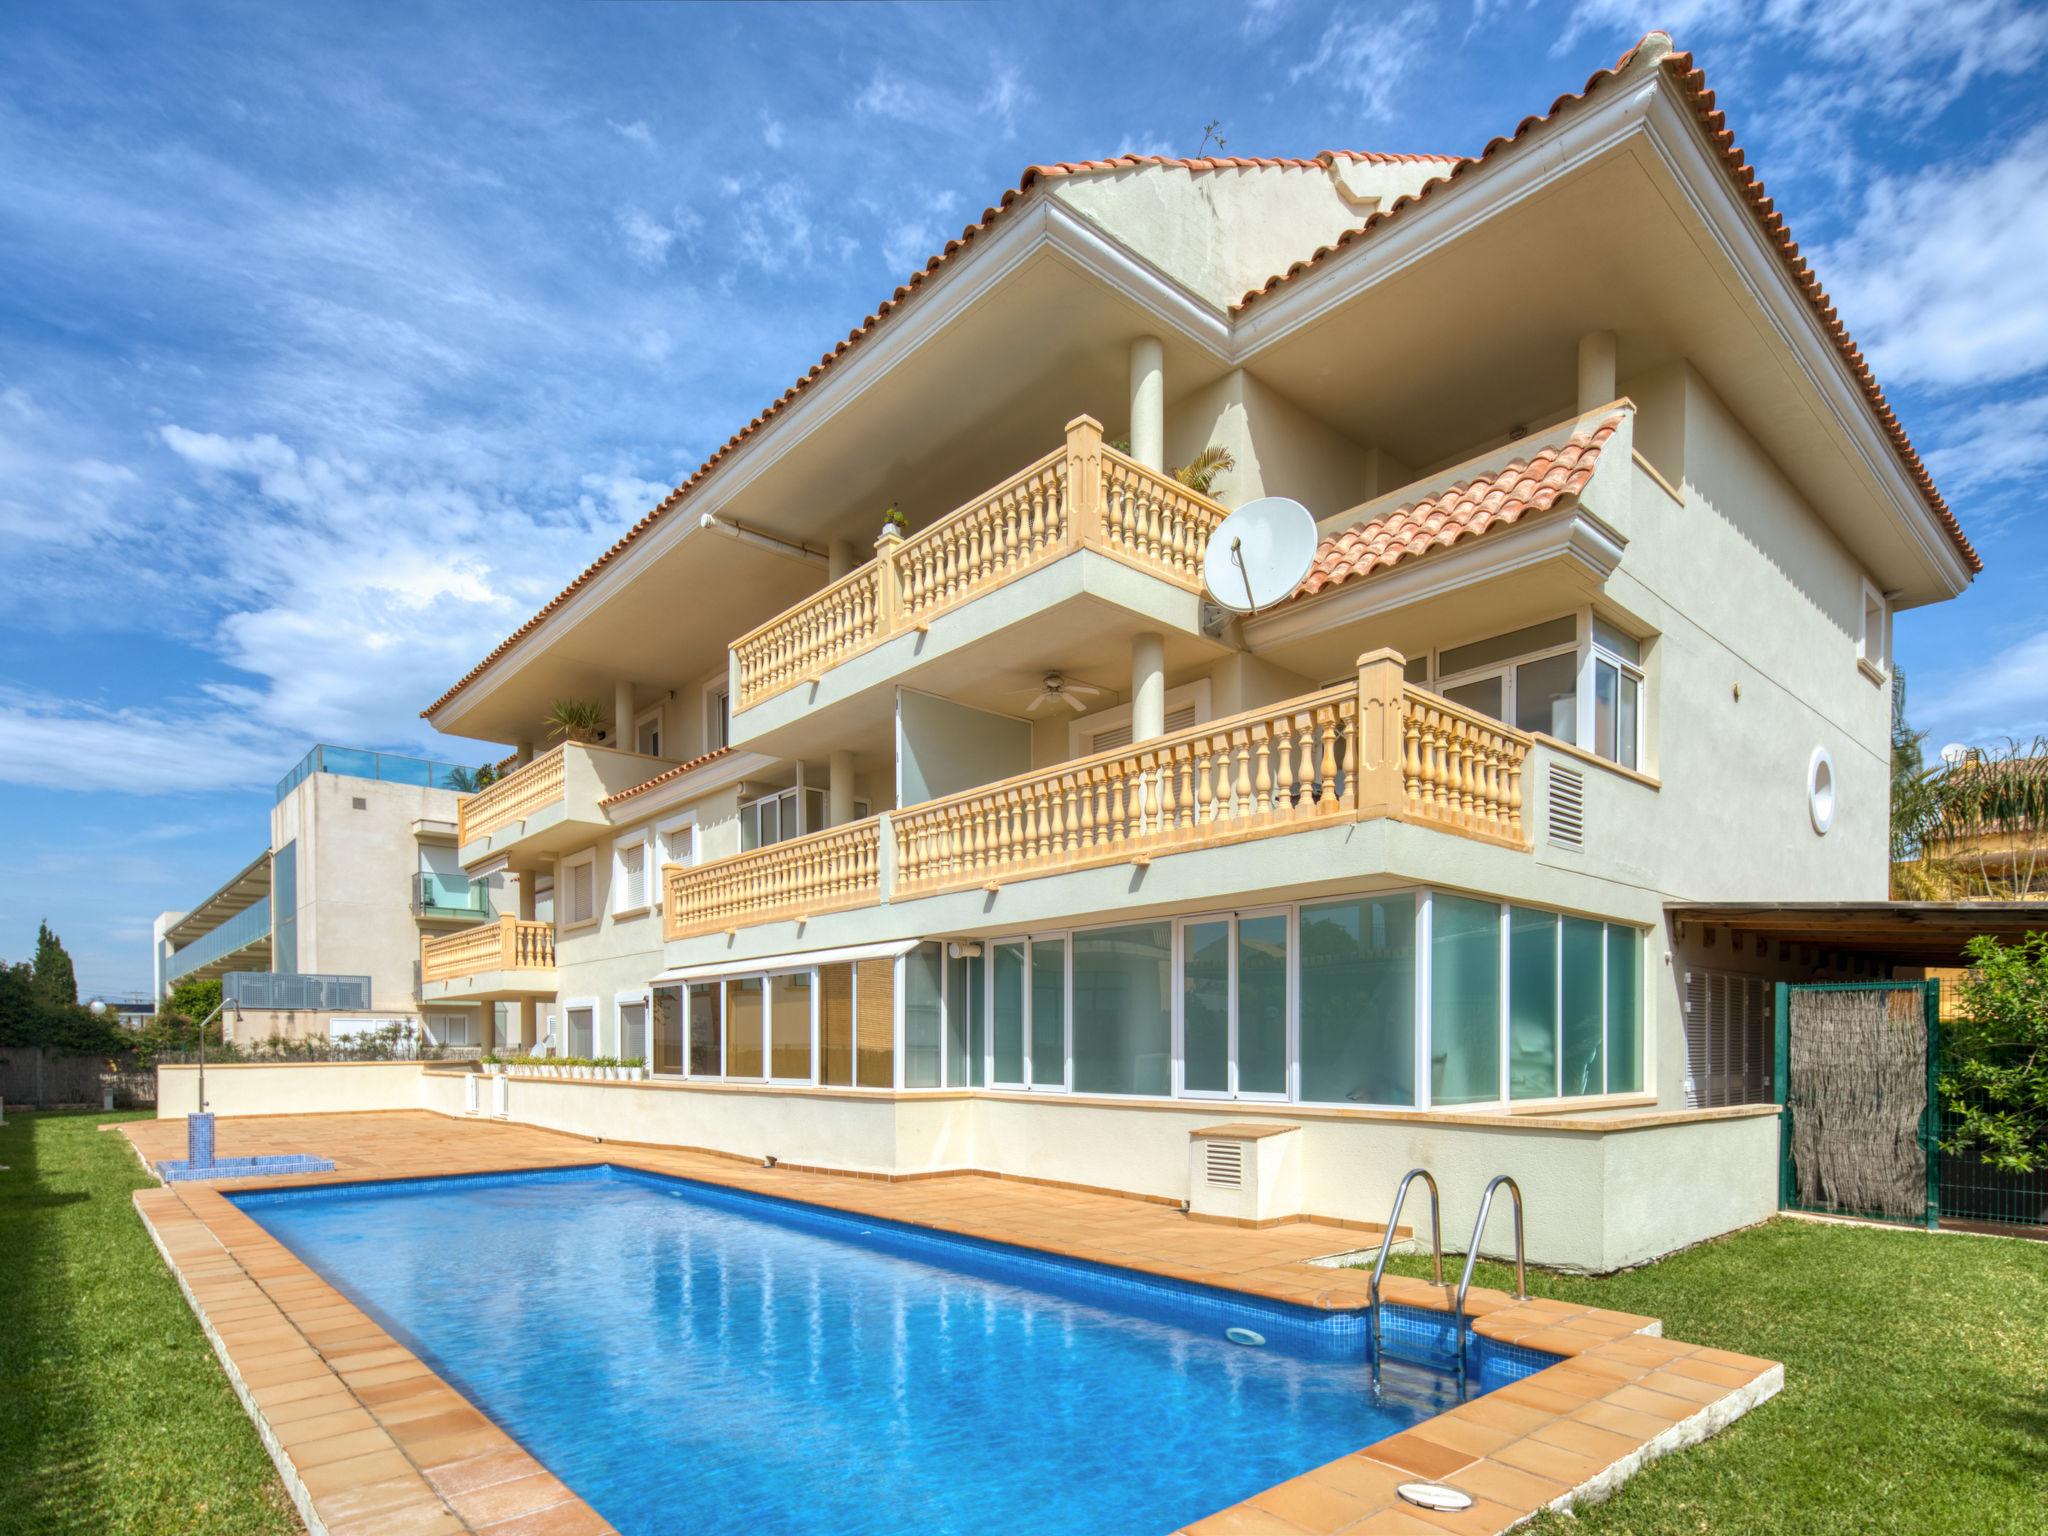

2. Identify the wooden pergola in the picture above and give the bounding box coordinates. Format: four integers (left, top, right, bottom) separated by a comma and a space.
1665, 901, 2048, 966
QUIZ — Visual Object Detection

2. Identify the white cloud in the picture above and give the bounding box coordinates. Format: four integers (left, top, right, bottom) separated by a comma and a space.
1922, 393, 2048, 499
0, 687, 284, 794
1241, 0, 1291, 42
1917, 629, 2048, 743
979, 64, 1032, 140
854, 68, 939, 124
1114, 134, 1178, 159
607, 118, 655, 148
1288, 5, 1436, 121
1817, 125, 2048, 390
731, 178, 817, 275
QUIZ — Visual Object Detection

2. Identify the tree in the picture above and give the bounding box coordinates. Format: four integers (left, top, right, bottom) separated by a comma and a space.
165, 975, 222, 1025
1940, 932, 2048, 1174
31, 921, 77, 1006
1932, 738, 2048, 899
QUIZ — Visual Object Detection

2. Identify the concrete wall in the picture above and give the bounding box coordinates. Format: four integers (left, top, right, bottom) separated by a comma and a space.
1165, 367, 1398, 520
897, 689, 1032, 803
156, 1060, 428, 1118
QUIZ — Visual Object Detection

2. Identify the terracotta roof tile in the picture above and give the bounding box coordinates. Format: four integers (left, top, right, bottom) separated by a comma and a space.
419, 152, 1456, 721
1296, 413, 1624, 599
598, 747, 736, 809
1233, 33, 1979, 577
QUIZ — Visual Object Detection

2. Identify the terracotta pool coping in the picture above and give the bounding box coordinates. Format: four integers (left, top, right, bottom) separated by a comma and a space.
122, 1113, 1782, 1536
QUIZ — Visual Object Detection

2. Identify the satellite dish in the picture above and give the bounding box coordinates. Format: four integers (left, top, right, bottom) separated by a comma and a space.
1202, 496, 1317, 615
1939, 743, 1968, 768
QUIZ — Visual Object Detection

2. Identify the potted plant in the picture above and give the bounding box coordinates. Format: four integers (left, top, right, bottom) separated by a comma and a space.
544, 699, 606, 745
878, 503, 908, 540
481, 1052, 500, 1075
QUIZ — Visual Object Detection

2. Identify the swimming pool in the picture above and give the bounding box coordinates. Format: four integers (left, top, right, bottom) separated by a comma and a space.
233, 1166, 1550, 1535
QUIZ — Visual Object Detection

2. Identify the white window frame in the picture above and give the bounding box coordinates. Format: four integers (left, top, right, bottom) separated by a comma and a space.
1858, 578, 1891, 681
562, 996, 599, 1058
980, 934, 1070, 1092
558, 848, 600, 932
1068, 679, 1213, 757
1587, 623, 1645, 771
1172, 907, 1293, 1102
613, 988, 650, 1063
634, 702, 665, 758
1430, 608, 1647, 771
652, 813, 698, 912
611, 830, 652, 919
1439, 638, 1579, 743
704, 676, 731, 751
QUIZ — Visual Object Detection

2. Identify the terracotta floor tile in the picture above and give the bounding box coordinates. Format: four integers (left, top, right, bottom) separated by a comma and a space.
1367, 1431, 1477, 1482
1182, 1504, 1316, 1536
1453, 1456, 1570, 1511
1493, 1435, 1606, 1485
475, 1503, 616, 1536
448, 1471, 578, 1527
292, 1426, 401, 1470
1247, 1469, 1370, 1532
1529, 1417, 1639, 1465
429, 1448, 545, 1497
300, 1449, 419, 1499
276, 1406, 379, 1446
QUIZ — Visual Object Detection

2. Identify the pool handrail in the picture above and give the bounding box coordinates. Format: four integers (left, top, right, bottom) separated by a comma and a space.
1368, 1167, 1443, 1388
1453, 1173, 1528, 1385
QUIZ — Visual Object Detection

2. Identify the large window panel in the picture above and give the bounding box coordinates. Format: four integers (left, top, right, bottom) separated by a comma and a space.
566, 1005, 594, 1057
652, 985, 683, 1075
1030, 938, 1066, 1088
1561, 916, 1606, 1095
1299, 896, 1415, 1106
1513, 651, 1578, 742
904, 944, 944, 1089
1182, 920, 1230, 1095
818, 963, 854, 1086
991, 942, 1025, 1086
1071, 923, 1171, 1097
1508, 909, 1559, 1099
1430, 895, 1501, 1106
724, 976, 763, 1077
855, 957, 895, 1088
1237, 914, 1289, 1096
946, 952, 983, 1088
686, 982, 720, 1076
1606, 925, 1642, 1093
768, 970, 812, 1081
618, 1000, 648, 1063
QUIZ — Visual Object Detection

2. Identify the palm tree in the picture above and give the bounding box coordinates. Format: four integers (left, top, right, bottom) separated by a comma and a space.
1889, 670, 1950, 897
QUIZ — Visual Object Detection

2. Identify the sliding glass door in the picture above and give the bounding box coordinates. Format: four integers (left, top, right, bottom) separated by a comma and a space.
1177, 910, 1290, 1100
984, 936, 1066, 1090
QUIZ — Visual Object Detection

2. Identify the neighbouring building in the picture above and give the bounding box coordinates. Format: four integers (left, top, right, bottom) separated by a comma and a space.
404, 34, 1979, 1270
156, 744, 500, 1050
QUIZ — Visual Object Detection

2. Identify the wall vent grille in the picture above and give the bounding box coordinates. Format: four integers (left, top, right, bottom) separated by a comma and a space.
1547, 765, 1585, 849
1204, 1140, 1246, 1189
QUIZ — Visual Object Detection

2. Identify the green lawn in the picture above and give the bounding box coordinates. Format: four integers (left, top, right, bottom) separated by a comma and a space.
1378, 1218, 2048, 1535
0, 1111, 296, 1536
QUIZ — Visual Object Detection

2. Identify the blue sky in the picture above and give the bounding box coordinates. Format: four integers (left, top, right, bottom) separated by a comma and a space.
3, 0, 2044, 995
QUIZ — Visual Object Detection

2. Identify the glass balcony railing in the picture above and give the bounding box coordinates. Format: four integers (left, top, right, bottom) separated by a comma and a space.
276, 744, 488, 804
223, 972, 371, 1010
413, 871, 494, 920
164, 896, 271, 982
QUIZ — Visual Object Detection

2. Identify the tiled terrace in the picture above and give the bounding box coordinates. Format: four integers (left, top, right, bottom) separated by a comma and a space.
121, 1112, 1782, 1536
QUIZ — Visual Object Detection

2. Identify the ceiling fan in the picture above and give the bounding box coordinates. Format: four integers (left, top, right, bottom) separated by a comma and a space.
1025, 671, 1108, 714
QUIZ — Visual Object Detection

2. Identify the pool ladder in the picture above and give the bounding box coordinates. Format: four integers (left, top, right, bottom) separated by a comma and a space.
1367, 1170, 1528, 1391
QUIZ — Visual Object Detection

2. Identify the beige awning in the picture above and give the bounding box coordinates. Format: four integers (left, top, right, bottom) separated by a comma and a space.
649, 937, 921, 986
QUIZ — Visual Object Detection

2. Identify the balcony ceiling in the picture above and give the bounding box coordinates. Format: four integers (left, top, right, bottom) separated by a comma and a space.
1243, 139, 1963, 605
163, 849, 271, 948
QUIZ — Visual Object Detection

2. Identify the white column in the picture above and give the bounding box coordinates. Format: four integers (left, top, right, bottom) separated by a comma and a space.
614, 680, 635, 748
1131, 632, 1166, 744
829, 749, 855, 827
1578, 330, 1617, 413
516, 999, 537, 1052
515, 739, 535, 765
1129, 335, 1165, 471
828, 539, 858, 580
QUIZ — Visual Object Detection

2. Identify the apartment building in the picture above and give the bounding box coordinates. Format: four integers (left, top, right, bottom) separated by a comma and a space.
412, 35, 1977, 1268
158, 745, 499, 1048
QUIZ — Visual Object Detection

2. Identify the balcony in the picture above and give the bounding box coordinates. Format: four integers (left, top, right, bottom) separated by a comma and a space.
663, 656, 1534, 940
420, 915, 558, 1001
728, 417, 1228, 716
412, 871, 494, 923
456, 742, 677, 864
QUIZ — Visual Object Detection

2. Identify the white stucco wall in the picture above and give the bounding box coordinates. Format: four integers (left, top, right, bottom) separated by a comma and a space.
156, 1060, 427, 1118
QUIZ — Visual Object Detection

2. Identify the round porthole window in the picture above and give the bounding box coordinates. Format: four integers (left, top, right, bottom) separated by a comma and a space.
1808, 746, 1836, 835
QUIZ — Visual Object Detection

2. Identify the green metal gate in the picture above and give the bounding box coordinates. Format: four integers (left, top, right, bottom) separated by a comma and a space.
1774, 980, 1941, 1229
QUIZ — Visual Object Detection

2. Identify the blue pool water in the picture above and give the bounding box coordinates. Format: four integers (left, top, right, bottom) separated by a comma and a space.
234, 1166, 1548, 1535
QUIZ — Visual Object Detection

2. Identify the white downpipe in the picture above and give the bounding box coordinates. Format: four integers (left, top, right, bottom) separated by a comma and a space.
1131, 632, 1166, 743
1129, 335, 1165, 471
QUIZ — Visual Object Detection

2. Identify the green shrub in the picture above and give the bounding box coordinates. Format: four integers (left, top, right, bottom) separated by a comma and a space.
1939, 932, 2048, 1174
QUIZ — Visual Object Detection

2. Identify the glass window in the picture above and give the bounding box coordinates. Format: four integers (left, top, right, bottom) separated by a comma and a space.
1561, 917, 1605, 1095
566, 1005, 594, 1057
685, 982, 720, 1076
769, 970, 811, 1081
992, 942, 1025, 1085
618, 1000, 647, 1062
1237, 914, 1289, 1096
1030, 938, 1066, 1088
724, 976, 763, 1077
1616, 668, 1639, 771
1430, 895, 1500, 1106
1182, 919, 1230, 1095
1299, 896, 1415, 1106
819, 963, 854, 1086
946, 951, 983, 1088
1071, 923, 1171, 1097
854, 957, 895, 1087
1594, 657, 1641, 770
1514, 651, 1578, 742
653, 986, 684, 1074
1443, 675, 1503, 720
904, 944, 944, 1088
1440, 617, 1578, 676
1508, 909, 1558, 1099
1592, 618, 1641, 664
1606, 926, 1642, 1093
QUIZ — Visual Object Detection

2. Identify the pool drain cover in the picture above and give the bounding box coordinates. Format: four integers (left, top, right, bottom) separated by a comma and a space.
1224, 1327, 1265, 1347
1396, 1482, 1475, 1512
